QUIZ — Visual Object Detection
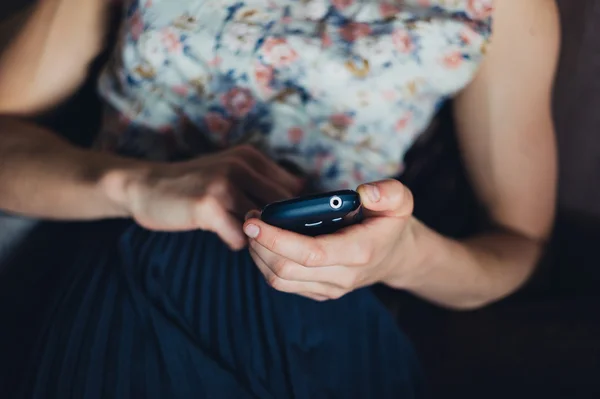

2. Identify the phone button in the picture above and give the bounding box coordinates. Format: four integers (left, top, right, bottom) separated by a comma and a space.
304, 221, 323, 227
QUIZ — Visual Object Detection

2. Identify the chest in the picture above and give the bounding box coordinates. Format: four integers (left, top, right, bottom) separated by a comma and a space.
119, 0, 491, 103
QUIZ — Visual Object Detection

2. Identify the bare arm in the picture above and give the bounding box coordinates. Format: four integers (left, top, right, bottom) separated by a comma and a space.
0, 1, 301, 250
0, 0, 143, 220
0, 0, 111, 114
0, 116, 150, 219
393, 0, 559, 309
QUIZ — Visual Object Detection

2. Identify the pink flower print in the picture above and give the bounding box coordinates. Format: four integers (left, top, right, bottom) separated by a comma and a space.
314, 153, 334, 171
208, 57, 222, 67
338, 180, 351, 190
330, 113, 353, 129
459, 29, 474, 45
352, 168, 364, 183
379, 3, 400, 19
221, 87, 256, 118
281, 16, 292, 24
205, 112, 232, 137
339, 23, 371, 43
321, 31, 333, 48
442, 51, 463, 69
382, 89, 397, 102
288, 127, 304, 144
332, 0, 353, 11
392, 29, 414, 53
262, 38, 298, 67
395, 113, 412, 132
254, 62, 274, 94
171, 85, 189, 97
467, 0, 494, 20
162, 30, 183, 53
129, 11, 144, 41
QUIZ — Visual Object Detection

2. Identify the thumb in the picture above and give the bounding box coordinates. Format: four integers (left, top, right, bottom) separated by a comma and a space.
357, 179, 414, 218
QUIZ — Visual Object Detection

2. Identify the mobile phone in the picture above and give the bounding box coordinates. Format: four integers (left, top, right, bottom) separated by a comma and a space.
260, 190, 363, 236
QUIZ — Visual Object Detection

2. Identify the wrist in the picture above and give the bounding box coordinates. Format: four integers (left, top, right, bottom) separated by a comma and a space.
93, 153, 155, 218
385, 217, 446, 290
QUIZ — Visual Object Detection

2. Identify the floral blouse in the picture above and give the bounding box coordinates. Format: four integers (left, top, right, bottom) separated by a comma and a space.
96, 0, 493, 190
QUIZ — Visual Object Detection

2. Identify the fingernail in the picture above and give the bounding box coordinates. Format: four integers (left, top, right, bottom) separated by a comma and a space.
244, 224, 260, 238
364, 184, 381, 202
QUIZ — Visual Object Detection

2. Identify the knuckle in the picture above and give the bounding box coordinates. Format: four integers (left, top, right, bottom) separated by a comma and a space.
267, 234, 280, 252
208, 176, 232, 195
217, 158, 247, 182
236, 144, 259, 157
222, 157, 244, 172
273, 258, 293, 279
341, 273, 358, 290
327, 289, 345, 301
355, 246, 373, 265
267, 274, 286, 291
303, 244, 325, 266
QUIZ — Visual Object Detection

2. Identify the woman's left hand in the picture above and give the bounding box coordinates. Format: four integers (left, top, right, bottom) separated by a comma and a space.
243, 179, 418, 301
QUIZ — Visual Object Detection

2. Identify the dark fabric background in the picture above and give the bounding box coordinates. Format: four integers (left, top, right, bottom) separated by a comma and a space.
2, 1, 600, 398
554, 0, 600, 219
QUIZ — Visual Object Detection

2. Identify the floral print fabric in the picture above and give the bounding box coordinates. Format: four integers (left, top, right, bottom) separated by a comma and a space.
97, 0, 493, 190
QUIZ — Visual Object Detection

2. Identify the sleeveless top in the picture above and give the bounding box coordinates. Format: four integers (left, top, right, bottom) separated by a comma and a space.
96, 0, 493, 190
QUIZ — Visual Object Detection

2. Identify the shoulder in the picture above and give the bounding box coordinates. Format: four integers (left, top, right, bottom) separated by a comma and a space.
0, 4, 34, 52
488, 0, 560, 55
458, 0, 560, 102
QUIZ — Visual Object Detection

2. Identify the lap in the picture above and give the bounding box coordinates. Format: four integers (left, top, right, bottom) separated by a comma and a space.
18, 224, 423, 399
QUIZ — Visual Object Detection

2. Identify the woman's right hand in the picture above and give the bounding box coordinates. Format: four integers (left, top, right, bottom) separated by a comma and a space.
110, 145, 303, 250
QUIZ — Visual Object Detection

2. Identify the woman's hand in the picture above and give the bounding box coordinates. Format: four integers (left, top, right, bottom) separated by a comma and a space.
243, 179, 418, 301
112, 145, 303, 250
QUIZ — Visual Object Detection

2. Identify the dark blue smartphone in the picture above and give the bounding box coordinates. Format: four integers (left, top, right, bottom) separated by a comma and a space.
260, 190, 363, 236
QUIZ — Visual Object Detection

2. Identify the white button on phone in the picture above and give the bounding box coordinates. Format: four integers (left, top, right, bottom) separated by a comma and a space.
304, 221, 323, 227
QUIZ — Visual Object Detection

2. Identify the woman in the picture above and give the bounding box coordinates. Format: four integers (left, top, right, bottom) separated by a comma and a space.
0, 0, 559, 397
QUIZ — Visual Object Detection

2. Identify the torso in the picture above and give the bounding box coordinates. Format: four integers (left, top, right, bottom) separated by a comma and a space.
97, 0, 493, 190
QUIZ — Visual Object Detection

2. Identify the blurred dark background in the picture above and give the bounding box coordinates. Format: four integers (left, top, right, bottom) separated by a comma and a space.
1, 1, 600, 398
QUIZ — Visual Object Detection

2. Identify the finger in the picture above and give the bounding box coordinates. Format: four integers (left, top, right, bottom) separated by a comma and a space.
302, 293, 330, 302
357, 179, 414, 218
250, 248, 347, 300
196, 197, 247, 251
227, 158, 296, 205
231, 145, 304, 193
244, 217, 373, 267
235, 145, 303, 189
205, 180, 257, 218
215, 189, 257, 220
248, 239, 355, 288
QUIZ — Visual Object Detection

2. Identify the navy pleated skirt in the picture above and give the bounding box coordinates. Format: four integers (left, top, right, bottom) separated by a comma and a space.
16, 224, 423, 398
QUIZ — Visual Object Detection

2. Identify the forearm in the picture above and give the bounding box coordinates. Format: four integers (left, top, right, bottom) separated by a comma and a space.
0, 116, 146, 220
391, 218, 544, 310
